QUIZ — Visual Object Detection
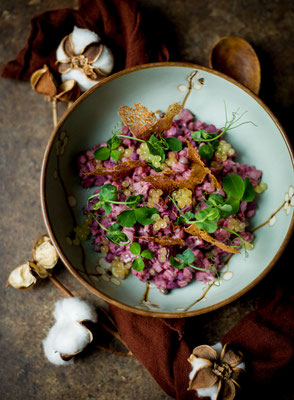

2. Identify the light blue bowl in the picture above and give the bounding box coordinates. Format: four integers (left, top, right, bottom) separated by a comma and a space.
41, 62, 294, 317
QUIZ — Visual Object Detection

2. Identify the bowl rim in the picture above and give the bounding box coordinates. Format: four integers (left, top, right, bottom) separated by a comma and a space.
41, 61, 294, 318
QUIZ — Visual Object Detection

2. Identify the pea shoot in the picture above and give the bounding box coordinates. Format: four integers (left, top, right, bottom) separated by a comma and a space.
130, 242, 154, 271
90, 214, 130, 246
88, 184, 144, 215
94, 135, 122, 163
170, 248, 216, 272
191, 105, 257, 160
117, 204, 159, 227
169, 174, 255, 234
109, 120, 183, 169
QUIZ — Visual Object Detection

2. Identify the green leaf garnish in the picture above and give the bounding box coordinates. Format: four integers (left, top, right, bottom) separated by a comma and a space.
141, 249, 155, 260
170, 248, 216, 272
107, 135, 122, 150
117, 210, 137, 227
135, 207, 159, 225
130, 242, 141, 255
89, 214, 130, 246
242, 177, 255, 202
110, 149, 121, 163
94, 147, 111, 161
130, 242, 154, 271
131, 257, 145, 271
191, 105, 257, 145
94, 134, 122, 163
223, 174, 245, 200
165, 137, 183, 152
198, 144, 214, 160
106, 230, 130, 245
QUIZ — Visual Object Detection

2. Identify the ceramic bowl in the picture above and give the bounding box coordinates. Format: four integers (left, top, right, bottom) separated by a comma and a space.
41, 62, 294, 317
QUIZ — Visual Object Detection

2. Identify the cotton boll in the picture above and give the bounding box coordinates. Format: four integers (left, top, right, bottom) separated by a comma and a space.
71, 26, 100, 54
43, 321, 92, 365
56, 26, 114, 92
43, 323, 74, 366
53, 297, 97, 324
92, 45, 114, 75
56, 43, 68, 63
189, 342, 245, 400
196, 386, 219, 400
59, 69, 98, 92
53, 321, 92, 355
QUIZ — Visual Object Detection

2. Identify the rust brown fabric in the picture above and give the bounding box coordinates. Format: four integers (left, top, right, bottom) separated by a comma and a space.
110, 282, 294, 400
108, 306, 198, 400
1, 0, 169, 80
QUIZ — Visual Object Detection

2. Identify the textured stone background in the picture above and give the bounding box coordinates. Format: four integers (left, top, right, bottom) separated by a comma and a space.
0, 0, 293, 399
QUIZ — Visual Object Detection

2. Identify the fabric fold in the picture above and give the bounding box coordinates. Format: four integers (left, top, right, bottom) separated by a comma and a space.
1, 0, 169, 81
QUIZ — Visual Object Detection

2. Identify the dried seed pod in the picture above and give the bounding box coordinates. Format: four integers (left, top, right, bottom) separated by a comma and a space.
6, 262, 37, 289
30, 263, 49, 279
55, 79, 81, 104
30, 65, 57, 97
32, 235, 58, 269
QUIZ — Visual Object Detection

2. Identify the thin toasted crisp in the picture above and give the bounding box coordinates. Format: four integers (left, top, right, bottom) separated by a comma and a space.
85, 160, 146, 180
139, 236, 185, 246
118, 102, 182, 141
186, 140, 221, 190
184, 225, 239, 254
143, 164, 207, 192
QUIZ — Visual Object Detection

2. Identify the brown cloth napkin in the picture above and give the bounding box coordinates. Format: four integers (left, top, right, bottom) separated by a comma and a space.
2, 1, 293, 399
1, 0, 169, 80
110, 274, 294, 400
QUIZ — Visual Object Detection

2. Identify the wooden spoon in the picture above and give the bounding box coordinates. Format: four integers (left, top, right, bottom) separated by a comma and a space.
209, 36, 261, 95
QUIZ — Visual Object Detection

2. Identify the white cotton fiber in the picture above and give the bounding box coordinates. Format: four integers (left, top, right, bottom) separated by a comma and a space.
53, 321, 91, 355
71, 26, 100, 54
43, 323, 74, 366
60, 69, 97, 91
43, 321, 92, 365
92, 45, 114, 75
56, 25, 114, 92
53, 297, 97, 324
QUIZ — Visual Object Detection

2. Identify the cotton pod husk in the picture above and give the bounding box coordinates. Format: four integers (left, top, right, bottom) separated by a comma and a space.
55, 79, 81, 104
56, 26, 114, 92
6, 261, 37, 289
30, 64, 57, 97
32, 235, 59, 270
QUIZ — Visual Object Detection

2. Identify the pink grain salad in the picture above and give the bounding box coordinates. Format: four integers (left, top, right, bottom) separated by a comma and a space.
77, 103, 265, 293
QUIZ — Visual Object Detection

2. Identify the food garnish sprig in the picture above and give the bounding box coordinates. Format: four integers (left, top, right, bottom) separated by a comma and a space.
170, 248, 217, 273
88, 183, 159, 228
94, 120, 183, 170
191, 106, 257, 160
169, 173, 255, 254
129, 242, 155, 271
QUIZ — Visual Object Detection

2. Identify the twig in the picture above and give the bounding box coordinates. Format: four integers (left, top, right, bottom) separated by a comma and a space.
49, 275, 73, 298
100, 321, 129, 348
95, 344, 132, 357
52, 98, 58, 128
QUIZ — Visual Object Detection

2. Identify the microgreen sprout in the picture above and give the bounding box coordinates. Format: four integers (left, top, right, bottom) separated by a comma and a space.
129, 242, 154, 271
117, 205, 159, 227
169, 174, 255, 234
90, 214, 130, 246
88, 184, 159, 227
88, 184, 144, 215
191, 105, 257, 160
94, 135, 122, 163
110, 120, 182, 167
170, 248, 216, 272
